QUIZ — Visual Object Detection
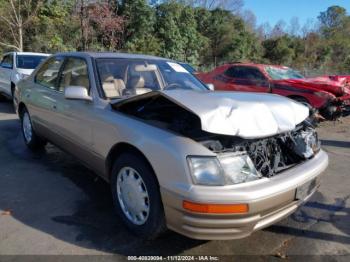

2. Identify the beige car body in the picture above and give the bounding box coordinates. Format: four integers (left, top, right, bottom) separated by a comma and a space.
17, 52, 328, 240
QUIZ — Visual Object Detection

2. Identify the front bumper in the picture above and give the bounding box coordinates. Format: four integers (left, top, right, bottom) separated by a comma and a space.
336, 94, 350, 117
322, 94, 350, 119
161, 150, 328, 240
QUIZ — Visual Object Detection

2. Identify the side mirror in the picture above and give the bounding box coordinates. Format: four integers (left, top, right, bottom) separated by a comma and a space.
206, 83, 215, 91
64, 86, 92, 101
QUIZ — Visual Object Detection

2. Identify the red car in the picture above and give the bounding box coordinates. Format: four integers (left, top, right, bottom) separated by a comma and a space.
197, 63, 350, 120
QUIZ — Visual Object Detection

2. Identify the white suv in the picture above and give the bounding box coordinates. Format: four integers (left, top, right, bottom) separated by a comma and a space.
0, 52, 50, 109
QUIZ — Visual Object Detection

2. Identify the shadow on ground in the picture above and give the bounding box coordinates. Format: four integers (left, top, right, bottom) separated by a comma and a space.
267, 194, 350, 245
321, 139, 350, 148
0, 102, 205, 255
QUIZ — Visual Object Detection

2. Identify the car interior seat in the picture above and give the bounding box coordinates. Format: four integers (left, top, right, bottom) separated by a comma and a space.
101, 75, 125, 98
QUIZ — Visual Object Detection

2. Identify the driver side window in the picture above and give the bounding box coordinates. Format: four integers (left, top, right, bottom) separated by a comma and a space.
224, 66, 266, 81
58, 58, 90, 92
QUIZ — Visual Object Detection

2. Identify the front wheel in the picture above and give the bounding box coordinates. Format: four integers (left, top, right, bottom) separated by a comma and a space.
20, 108, 46, 150
111, 153, 167, 239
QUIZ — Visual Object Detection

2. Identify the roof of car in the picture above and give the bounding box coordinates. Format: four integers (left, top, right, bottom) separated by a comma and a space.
54, 52, 171, 61
4, 52, 50, 56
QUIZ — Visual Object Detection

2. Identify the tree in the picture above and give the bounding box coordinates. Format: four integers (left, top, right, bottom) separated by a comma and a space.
89, 3, 125, 51
270, 20, 286, 38
319, 5, 346, 29
195, 8, 235, 66
156, 1, 206, 63
241, 9, 257, 32
0, 0, 43, 51
262, 36, 295, 65
28, 0, 79, 52
122, 0, 161, 54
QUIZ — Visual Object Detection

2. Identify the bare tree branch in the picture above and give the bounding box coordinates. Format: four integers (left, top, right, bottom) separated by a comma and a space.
0, 15, 16, 27
0, 41, 21, 51
9, 0, 20, 24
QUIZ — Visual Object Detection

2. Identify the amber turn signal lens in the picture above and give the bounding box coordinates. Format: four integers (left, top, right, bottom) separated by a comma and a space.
183, 200, 248, 214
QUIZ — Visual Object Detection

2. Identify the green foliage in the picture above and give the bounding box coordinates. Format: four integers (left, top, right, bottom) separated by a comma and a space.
29, 0, 79, 52
0, 1, 349, 74
122, 0, 161, 54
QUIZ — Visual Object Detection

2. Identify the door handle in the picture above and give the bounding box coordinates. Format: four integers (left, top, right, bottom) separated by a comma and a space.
52, 104, 57, 110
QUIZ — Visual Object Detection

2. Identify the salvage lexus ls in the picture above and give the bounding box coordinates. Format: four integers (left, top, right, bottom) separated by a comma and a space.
16, 52, 329, 240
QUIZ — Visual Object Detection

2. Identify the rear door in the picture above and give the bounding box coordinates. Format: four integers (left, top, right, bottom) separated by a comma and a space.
26, 56, 65, 139
218, 66, 270, 93
0, 54, 14, 95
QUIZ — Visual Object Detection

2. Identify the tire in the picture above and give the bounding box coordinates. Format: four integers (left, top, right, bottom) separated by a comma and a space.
111, 153, 167, 239
20, 107, 46, 151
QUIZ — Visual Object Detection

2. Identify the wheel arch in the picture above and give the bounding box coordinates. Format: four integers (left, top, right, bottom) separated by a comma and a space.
106, 142, 157, 183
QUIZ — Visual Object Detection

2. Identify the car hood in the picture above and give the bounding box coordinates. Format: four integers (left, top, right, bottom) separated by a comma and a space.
277, 77, 345, 96
114, 90, 309, 139
16, 68, 34, 75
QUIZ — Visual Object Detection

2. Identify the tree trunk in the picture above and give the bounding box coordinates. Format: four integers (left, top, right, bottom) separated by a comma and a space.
19, 25, 23, 52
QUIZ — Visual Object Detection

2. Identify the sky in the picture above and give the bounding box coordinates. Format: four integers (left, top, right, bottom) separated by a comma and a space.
243, 0, 350, 27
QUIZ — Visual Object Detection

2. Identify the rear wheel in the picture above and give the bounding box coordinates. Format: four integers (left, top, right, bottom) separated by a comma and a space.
20, 107, 46, 150
111, 153, 166, 239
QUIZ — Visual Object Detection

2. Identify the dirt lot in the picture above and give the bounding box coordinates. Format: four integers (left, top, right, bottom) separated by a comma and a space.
0, 100, 349, 259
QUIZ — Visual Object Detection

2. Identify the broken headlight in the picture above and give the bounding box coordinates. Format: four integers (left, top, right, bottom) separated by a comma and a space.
218, 152, 261, 184
187, 153, 261, 186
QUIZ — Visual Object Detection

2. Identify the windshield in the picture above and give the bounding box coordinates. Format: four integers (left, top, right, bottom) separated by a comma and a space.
179, 62, 197, 74
265, 66, 304, 80
96, 58, 208, 99
16, 55, 47, 69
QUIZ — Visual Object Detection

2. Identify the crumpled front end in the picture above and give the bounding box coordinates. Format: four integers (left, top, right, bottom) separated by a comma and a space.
164, 120, 327, 240
319, 93, 350, 119
111, 90, 328, 240
198, 118, 321, 178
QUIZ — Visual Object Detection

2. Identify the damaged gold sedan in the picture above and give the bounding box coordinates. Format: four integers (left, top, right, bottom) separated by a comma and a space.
16, 52, 328, 240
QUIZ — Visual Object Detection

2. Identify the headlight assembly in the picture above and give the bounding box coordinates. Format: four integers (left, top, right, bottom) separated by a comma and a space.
187, 157, 225, 186
218, 152, 261, 184
187, 152, 261, 186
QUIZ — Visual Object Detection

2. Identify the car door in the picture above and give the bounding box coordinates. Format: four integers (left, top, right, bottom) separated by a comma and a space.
26, 56, 65, 140
48, 57, 95, 165
0, 54, 14, 95
218, 66, 270, 93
